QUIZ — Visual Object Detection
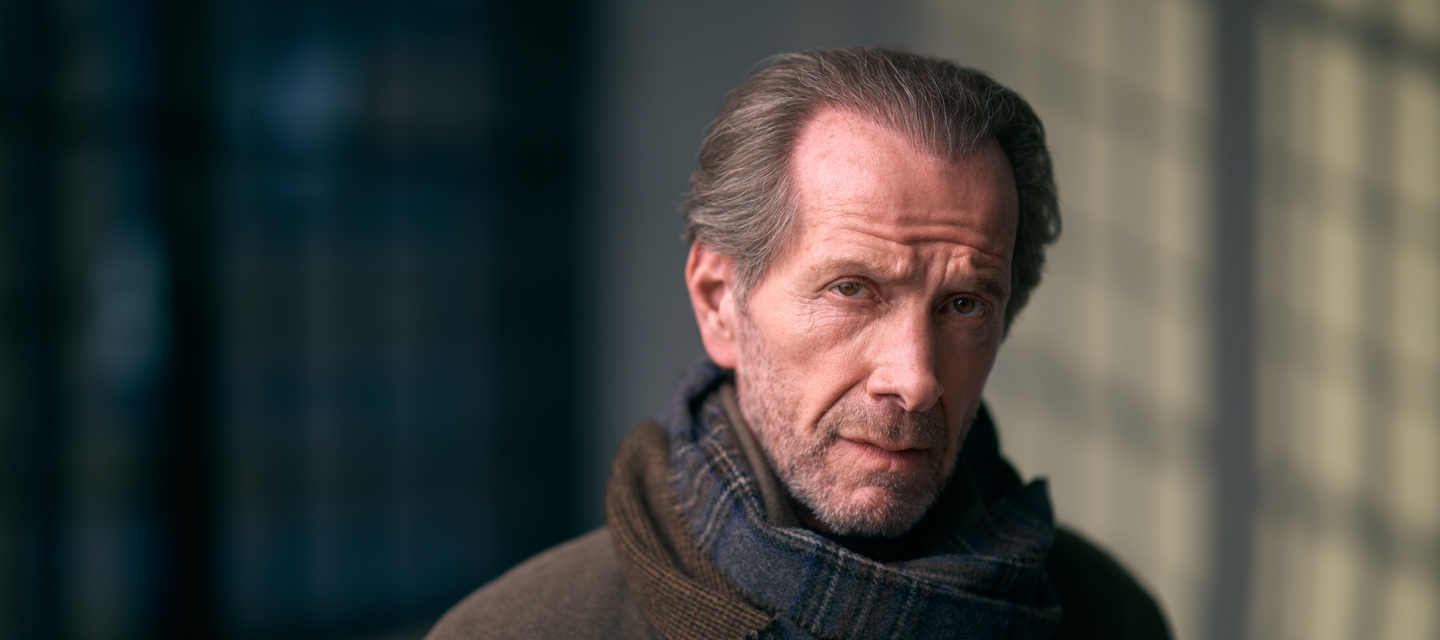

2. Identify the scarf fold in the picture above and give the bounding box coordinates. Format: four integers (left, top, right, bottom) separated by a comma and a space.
666, 359, 1062, 640
606, 420, 774, 640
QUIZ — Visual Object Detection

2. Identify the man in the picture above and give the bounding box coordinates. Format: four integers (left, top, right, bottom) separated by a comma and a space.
428, 47, 1169, 639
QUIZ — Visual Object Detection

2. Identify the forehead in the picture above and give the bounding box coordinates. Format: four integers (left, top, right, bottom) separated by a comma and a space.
786, 109, 1018, 262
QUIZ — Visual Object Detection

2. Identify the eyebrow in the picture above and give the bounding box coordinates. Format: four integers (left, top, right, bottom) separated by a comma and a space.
807, 257, 1011, 302
967, 274, 1011, 303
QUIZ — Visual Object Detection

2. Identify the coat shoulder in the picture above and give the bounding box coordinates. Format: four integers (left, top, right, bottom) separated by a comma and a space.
1047, 525, 1172, 640
425, 528, 654, 640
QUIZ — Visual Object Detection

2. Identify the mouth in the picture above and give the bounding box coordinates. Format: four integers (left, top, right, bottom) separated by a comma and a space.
836, 436, 930, 473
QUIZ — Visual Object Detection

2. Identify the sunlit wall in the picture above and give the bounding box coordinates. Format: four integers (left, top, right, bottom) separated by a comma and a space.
1249, 1, 1440, 637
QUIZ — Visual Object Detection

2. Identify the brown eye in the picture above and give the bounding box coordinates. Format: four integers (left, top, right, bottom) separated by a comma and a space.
835, 282, 863, 297
950, 296, 983, 317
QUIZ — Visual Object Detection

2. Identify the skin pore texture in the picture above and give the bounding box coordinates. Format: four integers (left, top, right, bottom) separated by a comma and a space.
685, 108, 1019, 538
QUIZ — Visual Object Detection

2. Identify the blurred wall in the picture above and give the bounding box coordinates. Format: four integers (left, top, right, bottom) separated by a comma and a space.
1, 0, 593, 638
1250, 2, 1440, 637
584, 1, 1440, 639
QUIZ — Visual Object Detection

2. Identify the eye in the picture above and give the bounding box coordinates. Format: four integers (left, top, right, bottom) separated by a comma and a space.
948, 296, 985, 317
834, 281, 869, 298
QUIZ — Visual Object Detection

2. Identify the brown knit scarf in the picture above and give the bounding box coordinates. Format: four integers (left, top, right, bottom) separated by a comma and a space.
605, 421, 774, 640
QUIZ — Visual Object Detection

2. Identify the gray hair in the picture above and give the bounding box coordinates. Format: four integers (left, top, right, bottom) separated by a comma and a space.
682, 47, 1061, 332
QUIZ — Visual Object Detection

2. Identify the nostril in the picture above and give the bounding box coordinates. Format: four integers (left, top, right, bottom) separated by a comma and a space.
872, 370, 943, 413
907, 380, 943, 413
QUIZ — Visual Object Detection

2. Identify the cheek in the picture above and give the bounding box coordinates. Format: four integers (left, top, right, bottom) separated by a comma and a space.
937, 339, 1000, 415
761, 301, 874, 366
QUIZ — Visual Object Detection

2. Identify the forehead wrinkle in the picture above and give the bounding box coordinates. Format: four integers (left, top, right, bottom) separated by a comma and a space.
798, 249, 915, 286
796, 221, 923, 282
812, 211, 1008, 262
820, 205, 1013, 259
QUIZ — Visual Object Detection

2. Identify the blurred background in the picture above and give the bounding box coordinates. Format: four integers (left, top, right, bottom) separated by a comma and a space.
1, 0, 1436, 638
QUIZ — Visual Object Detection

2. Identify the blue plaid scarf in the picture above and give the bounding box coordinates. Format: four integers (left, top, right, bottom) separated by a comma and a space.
666, 359, 1062, 639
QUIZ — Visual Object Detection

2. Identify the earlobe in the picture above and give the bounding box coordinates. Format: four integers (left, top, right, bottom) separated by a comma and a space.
685, 241, 740, 368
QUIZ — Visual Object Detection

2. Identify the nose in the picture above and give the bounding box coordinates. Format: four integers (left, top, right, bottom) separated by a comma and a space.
866, 306, 943, 413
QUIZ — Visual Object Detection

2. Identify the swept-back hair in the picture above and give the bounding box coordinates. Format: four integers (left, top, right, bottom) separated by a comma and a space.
682, 47, 1061, 331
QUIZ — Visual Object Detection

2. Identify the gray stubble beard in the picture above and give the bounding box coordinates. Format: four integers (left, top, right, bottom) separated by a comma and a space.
733, 316, 957, 538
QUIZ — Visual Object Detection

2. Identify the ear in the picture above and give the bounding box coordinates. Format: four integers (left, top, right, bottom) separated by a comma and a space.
685, 240, 740, 368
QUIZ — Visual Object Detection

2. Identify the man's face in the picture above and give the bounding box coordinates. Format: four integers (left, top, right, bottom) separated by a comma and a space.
732, 109, 1018, 537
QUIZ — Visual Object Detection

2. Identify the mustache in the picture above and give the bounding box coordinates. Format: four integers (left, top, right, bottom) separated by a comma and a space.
814, 399, 948, 449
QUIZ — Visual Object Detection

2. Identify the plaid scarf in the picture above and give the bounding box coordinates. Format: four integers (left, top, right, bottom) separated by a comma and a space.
666, 359, 1061, 639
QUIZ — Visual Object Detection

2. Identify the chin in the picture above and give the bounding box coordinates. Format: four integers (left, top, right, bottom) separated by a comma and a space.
809, 483, 937, 538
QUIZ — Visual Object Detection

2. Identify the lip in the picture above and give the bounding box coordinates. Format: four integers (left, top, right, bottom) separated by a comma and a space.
839, 434, 928, 454
837, 436, 929, 471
